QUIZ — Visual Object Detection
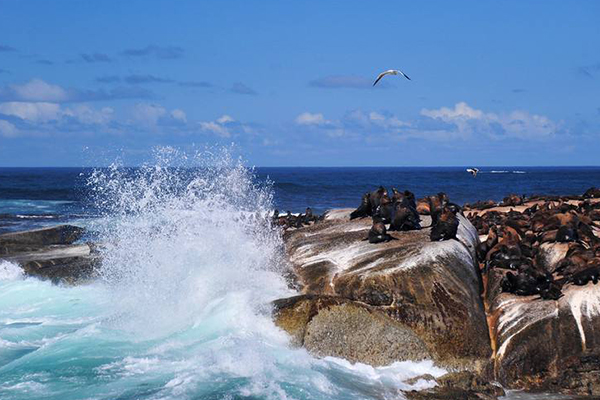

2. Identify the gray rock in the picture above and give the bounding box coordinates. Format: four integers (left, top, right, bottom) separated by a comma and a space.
0, 225, 85, 255
0, 225, 97, 284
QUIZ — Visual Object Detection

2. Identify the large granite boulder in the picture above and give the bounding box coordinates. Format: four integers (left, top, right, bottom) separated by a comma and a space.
274, 209, 490, 370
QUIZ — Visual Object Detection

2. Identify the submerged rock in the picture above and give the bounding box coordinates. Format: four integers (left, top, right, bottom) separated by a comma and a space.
275, 208, 490, 370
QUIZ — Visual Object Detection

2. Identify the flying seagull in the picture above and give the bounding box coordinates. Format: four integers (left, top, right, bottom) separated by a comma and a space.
373, 69, 411, 86
466, 168, 479, 177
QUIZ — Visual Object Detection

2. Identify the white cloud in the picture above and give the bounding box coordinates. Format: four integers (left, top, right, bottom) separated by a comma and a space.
171, 109, 187, 123
421, 102, 486, 121
217, 115, 234, 124
420, 102, 558, 139
64, 105, 114, 125
344, 110, 410, 131
295, 112, 329, 126
0, 101, 114, 125
0, 120, 18, 137
130, 103, 167, 127
0, 79, 153, 103
198, 115, 253, 138
0, 102, 61, 122
199, 121, 231, 137
9, 79, 69, 102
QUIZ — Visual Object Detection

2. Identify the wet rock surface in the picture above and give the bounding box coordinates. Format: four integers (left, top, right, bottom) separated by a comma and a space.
405, 371, 505, 400
0, 225, 85, 255
0, 225, 98, 284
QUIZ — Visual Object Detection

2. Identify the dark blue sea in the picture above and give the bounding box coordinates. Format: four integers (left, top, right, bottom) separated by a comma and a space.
1, 167, 599, 233
0, 165, 596, 400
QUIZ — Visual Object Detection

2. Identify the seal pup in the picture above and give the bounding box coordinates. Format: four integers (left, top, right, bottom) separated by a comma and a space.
364, 215, 396, 244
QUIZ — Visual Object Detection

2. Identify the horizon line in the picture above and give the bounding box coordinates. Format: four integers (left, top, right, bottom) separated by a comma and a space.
1, 165, 600, 169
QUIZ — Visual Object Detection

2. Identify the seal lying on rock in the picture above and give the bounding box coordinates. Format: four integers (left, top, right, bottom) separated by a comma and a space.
364, 216, 396, 243
501, 194, 524, 207
584, 187, 600, 199
272, 209, 325, 230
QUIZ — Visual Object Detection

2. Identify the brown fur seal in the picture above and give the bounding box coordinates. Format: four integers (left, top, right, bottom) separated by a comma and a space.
350, 192, 371, 220
365, 216, 396, 244
389, 199, 421, 231
374, 194, 394, 224
430, 206, 459, 241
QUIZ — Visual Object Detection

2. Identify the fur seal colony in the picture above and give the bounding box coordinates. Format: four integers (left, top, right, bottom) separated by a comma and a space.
465, 187, 600, 300
274, 186, 600, 301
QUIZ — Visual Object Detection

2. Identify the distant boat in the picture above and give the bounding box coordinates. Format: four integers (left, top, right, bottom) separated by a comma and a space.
373, 69, 411, 86
466, 168, 479, 177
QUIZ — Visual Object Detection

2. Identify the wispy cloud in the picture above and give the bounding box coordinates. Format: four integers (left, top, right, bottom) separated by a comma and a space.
577, 63, 600, 79
0, 44, 17, 52
420, 102, 559, 139
124, 74, 174, 84
230, 82, 257, 95
199, 115, 255, 137
0, 79, 154, 103
80, 53, 113, 63
292, 102, 560, 143
96, 75, 121, 83
178, 81, 213, 88
120, 45, 184, 60
512, 88, 526, 94
309, 75, 390, 89
35, 59, 54, 66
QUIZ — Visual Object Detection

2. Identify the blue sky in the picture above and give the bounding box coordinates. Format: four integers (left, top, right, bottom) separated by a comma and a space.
0, 0, 599, 166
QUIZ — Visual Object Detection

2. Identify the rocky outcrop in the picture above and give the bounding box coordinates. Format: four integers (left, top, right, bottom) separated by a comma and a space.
273, 295, 430, 366
405, 371, 505, 400
0, 225, 85, 255
486, 241, 600, 395
0, 225, 98, 284
274, 209, 490, 370
470, 198, 600, 395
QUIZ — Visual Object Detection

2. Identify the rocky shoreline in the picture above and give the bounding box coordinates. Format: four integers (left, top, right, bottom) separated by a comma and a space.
2, 188, 600, 398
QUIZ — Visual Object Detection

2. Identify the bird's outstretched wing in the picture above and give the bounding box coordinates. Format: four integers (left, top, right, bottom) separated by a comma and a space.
373, 71, 389, 86
398, 70, 411, 80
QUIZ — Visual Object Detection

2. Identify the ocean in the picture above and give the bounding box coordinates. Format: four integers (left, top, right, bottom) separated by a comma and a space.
2, 166, 600, 234
0, 160, 597, 400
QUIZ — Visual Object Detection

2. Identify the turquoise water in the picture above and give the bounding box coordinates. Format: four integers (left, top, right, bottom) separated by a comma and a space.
0, 263, 448, 400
